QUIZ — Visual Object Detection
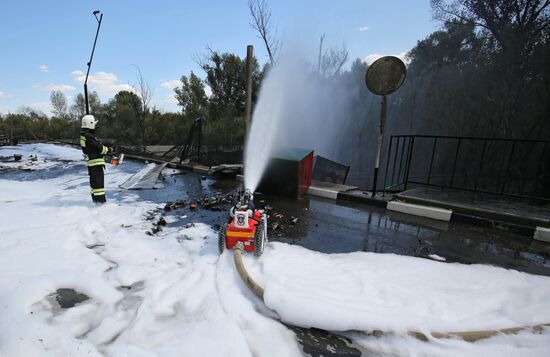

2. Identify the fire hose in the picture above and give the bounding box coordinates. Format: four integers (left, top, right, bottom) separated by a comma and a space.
233, 242, 264, 300
231, 244, 550, 342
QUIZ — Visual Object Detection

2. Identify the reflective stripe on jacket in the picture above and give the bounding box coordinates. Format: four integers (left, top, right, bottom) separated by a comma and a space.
91, 188, 105, 196
87, 158, 105, 167
80, 129, 108, 166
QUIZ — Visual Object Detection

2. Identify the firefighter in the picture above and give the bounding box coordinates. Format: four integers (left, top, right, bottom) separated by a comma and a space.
79, 114, 112, 203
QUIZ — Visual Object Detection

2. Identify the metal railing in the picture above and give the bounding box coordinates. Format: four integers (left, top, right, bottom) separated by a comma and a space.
383, 135, 550, 200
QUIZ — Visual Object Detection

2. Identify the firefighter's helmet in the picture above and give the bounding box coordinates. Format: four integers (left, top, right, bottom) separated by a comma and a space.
81, 114, 98, 129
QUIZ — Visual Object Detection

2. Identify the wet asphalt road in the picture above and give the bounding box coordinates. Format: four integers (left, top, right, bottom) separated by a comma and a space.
145, 165, 550, 277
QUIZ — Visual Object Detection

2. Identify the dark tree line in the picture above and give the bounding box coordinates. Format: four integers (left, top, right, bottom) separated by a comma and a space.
390, 0, 550, 197
394, 0, 550, 138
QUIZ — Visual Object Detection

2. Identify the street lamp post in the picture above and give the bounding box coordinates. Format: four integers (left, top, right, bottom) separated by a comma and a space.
84, 10, 103, 115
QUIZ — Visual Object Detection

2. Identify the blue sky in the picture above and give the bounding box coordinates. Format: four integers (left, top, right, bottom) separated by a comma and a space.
0, 0, 440, 115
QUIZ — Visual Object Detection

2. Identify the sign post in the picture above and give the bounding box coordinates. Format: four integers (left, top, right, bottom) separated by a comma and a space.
365, 56, 406, 197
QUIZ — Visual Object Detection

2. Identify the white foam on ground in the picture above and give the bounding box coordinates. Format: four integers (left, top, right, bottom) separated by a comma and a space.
2, 143, 550, 356
0, 143, 84, 171
260, 243, 550, 334
1, 143, 83, 161
0, 144, 302, 357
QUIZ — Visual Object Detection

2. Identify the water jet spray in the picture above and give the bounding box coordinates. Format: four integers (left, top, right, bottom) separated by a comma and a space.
243, 53, 356, 194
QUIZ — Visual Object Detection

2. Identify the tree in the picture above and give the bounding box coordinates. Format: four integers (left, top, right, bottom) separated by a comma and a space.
408, 21, 482, 72
48, 91, 76, 139
104, 90, 142, 145
50, 90, 68, 118
197, 51, 261, 121
133, 67, 152, 151
317, 34, 349, 77
70, 91, 101, 120
146, 110, 182, 145
248, 0, 279, 65
431, 0, 550, 68
11, 107, 47, 140
410, 2, 550, 138
174, 71, 208, 120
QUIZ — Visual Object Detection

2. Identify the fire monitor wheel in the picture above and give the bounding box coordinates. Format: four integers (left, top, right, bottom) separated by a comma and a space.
218, 223, 228, 255
254, 221, 266, 257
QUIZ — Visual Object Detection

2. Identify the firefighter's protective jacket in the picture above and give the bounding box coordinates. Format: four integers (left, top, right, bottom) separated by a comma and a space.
80, 128, 109, 167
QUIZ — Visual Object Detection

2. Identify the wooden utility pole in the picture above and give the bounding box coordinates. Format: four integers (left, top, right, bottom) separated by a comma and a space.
245, 45, 254, 134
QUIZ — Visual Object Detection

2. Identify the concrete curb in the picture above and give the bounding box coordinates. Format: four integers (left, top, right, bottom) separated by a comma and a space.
387, 201, 453, 222
534, 227, 550, 242
305, 182, 543, 238
394, 192, 549, 228
337, 191, 389, 208
307, 186, 339, 200
306, 181, 363, 202
450, 211, 535, 236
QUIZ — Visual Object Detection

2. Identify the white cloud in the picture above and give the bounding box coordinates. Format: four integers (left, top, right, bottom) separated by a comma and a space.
72, 70, 135, 97
39, 65, 49, 73
33, 83, 76, 92
364, 51, 410, 66
160, 79, 180, 89
0, 91, 5, 97
357, 26, 370, 32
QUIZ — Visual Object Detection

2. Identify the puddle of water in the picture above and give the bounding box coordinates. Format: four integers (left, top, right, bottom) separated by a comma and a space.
290, 326, 361, 357
54, 288, 89, 309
